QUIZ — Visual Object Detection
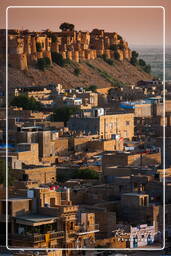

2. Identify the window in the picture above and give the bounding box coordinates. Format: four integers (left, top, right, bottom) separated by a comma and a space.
8, 202, 12, 215
70, 222, 74, 230
124, 130, 128, 137
29, 200, 32, 212
23, 174, 28, 181
144, 196, 148, 206
140, 198, 144, 206
134, 183, 138, 189
119, 185, 124, 192
2, 202, 6, 215
126, 121, 130, 126
50, 198, 56, 207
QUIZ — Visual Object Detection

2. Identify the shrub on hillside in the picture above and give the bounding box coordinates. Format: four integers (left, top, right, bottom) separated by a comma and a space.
143, 64, 151, 74
37, 57, 51, 70
139, 59, 146, 66
130, 50, 139, 66
114, 51, 120, 60
105, 58, 114, 65
74, 68, 81, 76
85, 85, 97, 92
51, 52, 65, 67
110, 44, 118, 51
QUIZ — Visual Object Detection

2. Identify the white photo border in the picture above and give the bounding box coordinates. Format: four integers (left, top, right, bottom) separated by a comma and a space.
5, 5, 166, 251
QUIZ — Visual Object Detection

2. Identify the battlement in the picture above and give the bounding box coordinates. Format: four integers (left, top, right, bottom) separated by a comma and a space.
3, 26, 132, 70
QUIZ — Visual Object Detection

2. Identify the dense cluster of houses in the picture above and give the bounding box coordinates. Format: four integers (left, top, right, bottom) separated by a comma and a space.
0, 79, 171, 256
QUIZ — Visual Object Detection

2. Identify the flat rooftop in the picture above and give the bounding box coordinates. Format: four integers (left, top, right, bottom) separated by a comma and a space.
23, 165, 52, 169
122, 192, 149, 197
15, 215, 58, 226
1, 197, 30, 202
16, 215, 57, 223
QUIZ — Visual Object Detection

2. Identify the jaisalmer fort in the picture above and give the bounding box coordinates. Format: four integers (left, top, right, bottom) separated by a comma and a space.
2, 25, 132, 70
0, 21, 170, 256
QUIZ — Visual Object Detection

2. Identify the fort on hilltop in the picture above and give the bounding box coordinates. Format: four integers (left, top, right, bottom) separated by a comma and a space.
0, 24, 132, 70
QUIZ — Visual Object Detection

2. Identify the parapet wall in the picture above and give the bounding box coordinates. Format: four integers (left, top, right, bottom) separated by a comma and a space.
5, 28, 132, 70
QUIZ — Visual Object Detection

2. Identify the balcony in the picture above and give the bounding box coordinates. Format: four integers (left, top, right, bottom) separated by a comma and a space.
75, 224, 99, 235
9, 234, 44, 243
49, 231, 64, 240
9, 231, 64, 243
61, 205, 79, 213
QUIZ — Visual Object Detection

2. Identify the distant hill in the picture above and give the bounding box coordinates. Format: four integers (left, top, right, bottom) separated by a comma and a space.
132, 46, 171, 80
4, 58, 153, 89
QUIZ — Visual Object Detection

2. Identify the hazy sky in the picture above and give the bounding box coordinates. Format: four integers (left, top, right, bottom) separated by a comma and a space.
1, 0, 171, 47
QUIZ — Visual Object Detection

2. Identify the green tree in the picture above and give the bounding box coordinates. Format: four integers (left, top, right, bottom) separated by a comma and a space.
118, 43, 125, 51
114, 51, 120, 60
51, 106, 79, 125
51, 34, 57, 43
130, 50, 139, 66
51, 52, 65, 67
99, 54, 114, 65
0, 159, 15, 186
139, 59, 146, 66
73, 168, 99, 179
144, 64, 151, 74
110, 44, 118, 51
101, 54, 107, 60
36, 42, 42, 52
118, 35, 123, 40
132, 50, 139, 59
74, 68, 81, 76
138, 58, 151, 74
105, 59, 114, 65
10, 95, 43, 111
37, 57, 51, 71
85, 85, 97, 92
59, 22, 75, 31
37, 58, 45, 70
130, 57, 137, 66
44, 57, 51, 66
64, 58, 72, 65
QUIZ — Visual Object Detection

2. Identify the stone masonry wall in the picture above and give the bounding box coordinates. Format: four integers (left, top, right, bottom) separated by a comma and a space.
6, 28, 132, 70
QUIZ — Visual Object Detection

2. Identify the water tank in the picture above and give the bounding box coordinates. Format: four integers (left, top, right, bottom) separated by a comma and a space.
92, 108, 104, 117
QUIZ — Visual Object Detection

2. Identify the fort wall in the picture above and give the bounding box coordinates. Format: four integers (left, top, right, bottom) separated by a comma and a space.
6, 28, 132, 70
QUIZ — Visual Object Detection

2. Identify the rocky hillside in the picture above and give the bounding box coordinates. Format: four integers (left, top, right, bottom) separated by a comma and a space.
4, 58, 153, 89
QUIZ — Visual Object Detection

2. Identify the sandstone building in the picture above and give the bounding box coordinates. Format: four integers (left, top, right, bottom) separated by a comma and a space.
68, 112, 134, 140
0, 26, 132, 70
